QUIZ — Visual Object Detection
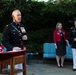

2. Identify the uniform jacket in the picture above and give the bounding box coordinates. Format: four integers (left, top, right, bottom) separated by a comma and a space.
69, 27, 76, 48
2, 22, 27, 51
53, 29, 67, 43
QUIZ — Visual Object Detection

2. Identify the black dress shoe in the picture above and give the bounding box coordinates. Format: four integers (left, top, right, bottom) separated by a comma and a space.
61, 65, 64, 68
57, 65, 60, 68
73, 69, 76, 71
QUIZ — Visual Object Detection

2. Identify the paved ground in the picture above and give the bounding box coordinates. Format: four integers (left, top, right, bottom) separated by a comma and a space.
27, 60, 76, 75
1, 60, 76, 75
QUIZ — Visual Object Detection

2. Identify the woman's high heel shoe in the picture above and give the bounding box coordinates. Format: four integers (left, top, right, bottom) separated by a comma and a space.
61, 65, 64, 68
57, 64, 60, 68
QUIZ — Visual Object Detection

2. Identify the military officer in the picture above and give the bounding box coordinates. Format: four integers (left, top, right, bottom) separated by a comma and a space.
2, 9, 28, 75
69, 19, 76, 71
2, 9, 27, 51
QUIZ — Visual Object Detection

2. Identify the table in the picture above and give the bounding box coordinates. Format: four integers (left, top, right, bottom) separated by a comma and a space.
0, 50, 26, 75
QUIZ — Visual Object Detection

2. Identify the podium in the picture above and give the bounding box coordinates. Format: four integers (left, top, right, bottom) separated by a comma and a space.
0, 50, 26, 75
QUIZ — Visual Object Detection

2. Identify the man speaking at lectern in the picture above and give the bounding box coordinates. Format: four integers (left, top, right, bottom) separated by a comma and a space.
2, 9, 28, 75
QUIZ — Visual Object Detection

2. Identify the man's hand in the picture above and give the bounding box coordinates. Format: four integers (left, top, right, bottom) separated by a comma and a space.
74, 38, 76, 41
12, 47, 21, 51
22, 35, 28, 40
23, 47, 26, 50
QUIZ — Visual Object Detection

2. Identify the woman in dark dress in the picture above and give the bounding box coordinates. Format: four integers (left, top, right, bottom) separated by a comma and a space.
53, 22, 68, 67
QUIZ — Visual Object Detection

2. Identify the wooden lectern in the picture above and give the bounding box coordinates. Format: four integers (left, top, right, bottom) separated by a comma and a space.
0, 50, 26, 75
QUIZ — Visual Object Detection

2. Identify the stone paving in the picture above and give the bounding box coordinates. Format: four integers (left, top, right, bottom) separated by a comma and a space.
1, 60, 76, 75
27, 60, 76, 75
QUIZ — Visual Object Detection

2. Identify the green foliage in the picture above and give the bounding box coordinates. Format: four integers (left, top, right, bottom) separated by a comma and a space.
0, 33, 2, 43
0, 1, 76, 32
26, 28, 54, 53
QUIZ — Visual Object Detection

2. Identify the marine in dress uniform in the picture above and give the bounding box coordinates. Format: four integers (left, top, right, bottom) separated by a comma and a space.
2, 10, 27, 75
69, 20, 76, 71
2, 22, 27, 51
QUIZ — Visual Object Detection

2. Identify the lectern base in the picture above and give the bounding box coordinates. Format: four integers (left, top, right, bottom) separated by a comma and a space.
0, 50, 26, 75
